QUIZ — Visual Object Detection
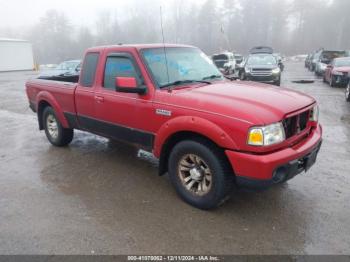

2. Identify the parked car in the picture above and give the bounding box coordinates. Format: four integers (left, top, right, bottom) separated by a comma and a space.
310, 52, 320, 72
346, 82, 350, 102
250, 46, 273, 54
239, 53, 281, 86
26, 44, 322, 210
235, 57, 246, 72
39, 60, 81, 78
305, 53, 313, 68
323, 57, 350, 87
273, 53, 285, 71
212, 52, 235, 75
314, 50, 347, 76
234, 54, 244, 64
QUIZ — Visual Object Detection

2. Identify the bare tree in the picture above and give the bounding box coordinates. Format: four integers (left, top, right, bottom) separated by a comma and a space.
8, 0, 350, 64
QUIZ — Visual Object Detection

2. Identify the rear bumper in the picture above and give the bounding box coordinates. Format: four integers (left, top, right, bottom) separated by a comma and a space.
225, 124, 322, 188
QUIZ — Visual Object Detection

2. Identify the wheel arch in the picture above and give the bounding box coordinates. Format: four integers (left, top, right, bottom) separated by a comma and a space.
36, 91, 69, 130
154, 116, 238, 176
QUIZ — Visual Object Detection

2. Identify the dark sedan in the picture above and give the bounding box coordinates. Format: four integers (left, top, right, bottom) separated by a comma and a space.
239, 54, 281, 86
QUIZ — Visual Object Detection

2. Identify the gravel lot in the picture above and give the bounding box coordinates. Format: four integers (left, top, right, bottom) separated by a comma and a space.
0, 62, 349, 255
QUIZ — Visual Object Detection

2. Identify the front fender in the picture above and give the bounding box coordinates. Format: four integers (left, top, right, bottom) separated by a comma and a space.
37, 91, 69, 128
153, 116, 238, 158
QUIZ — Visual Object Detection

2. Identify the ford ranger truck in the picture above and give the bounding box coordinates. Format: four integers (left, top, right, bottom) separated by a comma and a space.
26, 44, 322, 210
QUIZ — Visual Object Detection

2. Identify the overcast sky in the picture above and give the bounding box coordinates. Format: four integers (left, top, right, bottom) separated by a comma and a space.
0, 0, 206, 28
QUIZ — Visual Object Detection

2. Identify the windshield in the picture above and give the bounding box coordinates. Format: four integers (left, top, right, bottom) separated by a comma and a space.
212, 54, 229, 61
247, 55, 277, 66
321, 51, 346, 62
334, 59, 350, 67
56, 61, 80, 70
142, 47, 223, 88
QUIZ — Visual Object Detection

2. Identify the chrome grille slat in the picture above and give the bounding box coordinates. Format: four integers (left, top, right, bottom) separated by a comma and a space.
251, 69, 272, 77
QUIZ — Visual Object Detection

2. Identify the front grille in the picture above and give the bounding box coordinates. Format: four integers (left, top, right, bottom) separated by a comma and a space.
251, 68, 272, 76
283, 110, 310, 139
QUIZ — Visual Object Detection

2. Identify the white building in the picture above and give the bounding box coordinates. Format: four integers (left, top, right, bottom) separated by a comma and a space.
0, 38, 34, 72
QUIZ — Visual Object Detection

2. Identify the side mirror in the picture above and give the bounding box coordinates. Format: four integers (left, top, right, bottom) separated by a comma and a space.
115, 77, 146, 94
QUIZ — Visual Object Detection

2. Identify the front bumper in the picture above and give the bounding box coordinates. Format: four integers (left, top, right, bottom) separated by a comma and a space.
333, 75, 349, 86
225, 124, 322, 188
246, 74, 280, 83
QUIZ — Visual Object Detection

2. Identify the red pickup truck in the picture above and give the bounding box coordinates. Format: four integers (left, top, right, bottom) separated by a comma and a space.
26, 44, 322, 209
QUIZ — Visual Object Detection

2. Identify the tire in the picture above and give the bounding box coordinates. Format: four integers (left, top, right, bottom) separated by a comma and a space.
240, 72, 245, 81
274, 78, 281, 86
330, 75, 336, 87
168, 139, 234, 210
346, 83, 350, 102
43, 107, 74, 146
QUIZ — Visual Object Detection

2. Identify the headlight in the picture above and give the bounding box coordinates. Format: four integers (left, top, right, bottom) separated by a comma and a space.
245, 67, 251, 73
272, 68, 280, 74
310, 105, 319, 122
332, 71, 343, 76
247, 122, 285, 146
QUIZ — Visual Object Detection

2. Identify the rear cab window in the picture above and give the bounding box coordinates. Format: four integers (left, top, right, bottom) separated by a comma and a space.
80, 52, 100, 87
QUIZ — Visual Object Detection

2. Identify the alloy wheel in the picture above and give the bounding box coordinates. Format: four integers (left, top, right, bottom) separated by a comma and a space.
46, 114, 59, 139
177, 154, 212, 196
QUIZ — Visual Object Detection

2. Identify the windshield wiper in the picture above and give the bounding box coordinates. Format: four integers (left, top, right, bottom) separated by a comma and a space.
160, 79, 212, 90
202, 74, 223, 80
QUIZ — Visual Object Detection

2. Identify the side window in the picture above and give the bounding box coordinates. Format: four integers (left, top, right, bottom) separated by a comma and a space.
103, 56, 139, 89
80, 53, 99, 87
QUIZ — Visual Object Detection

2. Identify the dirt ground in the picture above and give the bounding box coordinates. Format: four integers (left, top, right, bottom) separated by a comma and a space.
0, 62, 349, 255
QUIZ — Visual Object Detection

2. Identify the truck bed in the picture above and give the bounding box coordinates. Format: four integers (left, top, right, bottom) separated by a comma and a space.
26, 78, 77, 115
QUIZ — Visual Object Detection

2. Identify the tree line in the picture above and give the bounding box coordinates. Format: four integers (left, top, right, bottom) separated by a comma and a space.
1, 0, 350, 64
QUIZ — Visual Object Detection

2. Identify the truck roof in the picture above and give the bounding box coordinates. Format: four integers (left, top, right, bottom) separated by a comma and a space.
86, 43, 195, 53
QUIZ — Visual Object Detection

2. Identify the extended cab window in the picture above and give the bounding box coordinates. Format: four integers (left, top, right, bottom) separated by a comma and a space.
80, 53, 99, 87
104, 56, 139, 89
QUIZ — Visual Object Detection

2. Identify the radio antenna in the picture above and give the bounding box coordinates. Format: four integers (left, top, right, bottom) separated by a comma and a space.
160, 6, 170, 90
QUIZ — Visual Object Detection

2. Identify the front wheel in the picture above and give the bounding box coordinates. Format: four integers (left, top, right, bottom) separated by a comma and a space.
240, 72, 245, 81
330, 75, 336, 87
168, 140, 234, 210
346, 83, 350, 102
274, 78, 281, 86
43, 107, 74, 146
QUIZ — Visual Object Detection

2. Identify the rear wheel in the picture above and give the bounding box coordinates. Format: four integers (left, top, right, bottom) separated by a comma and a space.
43, 107, 73, 146
168, 140, 234, 210
346, 83, 350, 102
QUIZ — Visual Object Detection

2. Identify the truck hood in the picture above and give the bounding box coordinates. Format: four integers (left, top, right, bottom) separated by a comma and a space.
168, 81, 315, 125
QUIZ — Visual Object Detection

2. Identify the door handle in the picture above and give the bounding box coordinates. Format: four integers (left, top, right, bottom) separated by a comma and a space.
95, 96, 104, 103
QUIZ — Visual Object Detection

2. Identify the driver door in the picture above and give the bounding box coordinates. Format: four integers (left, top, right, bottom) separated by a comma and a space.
94, 52, 154, 150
